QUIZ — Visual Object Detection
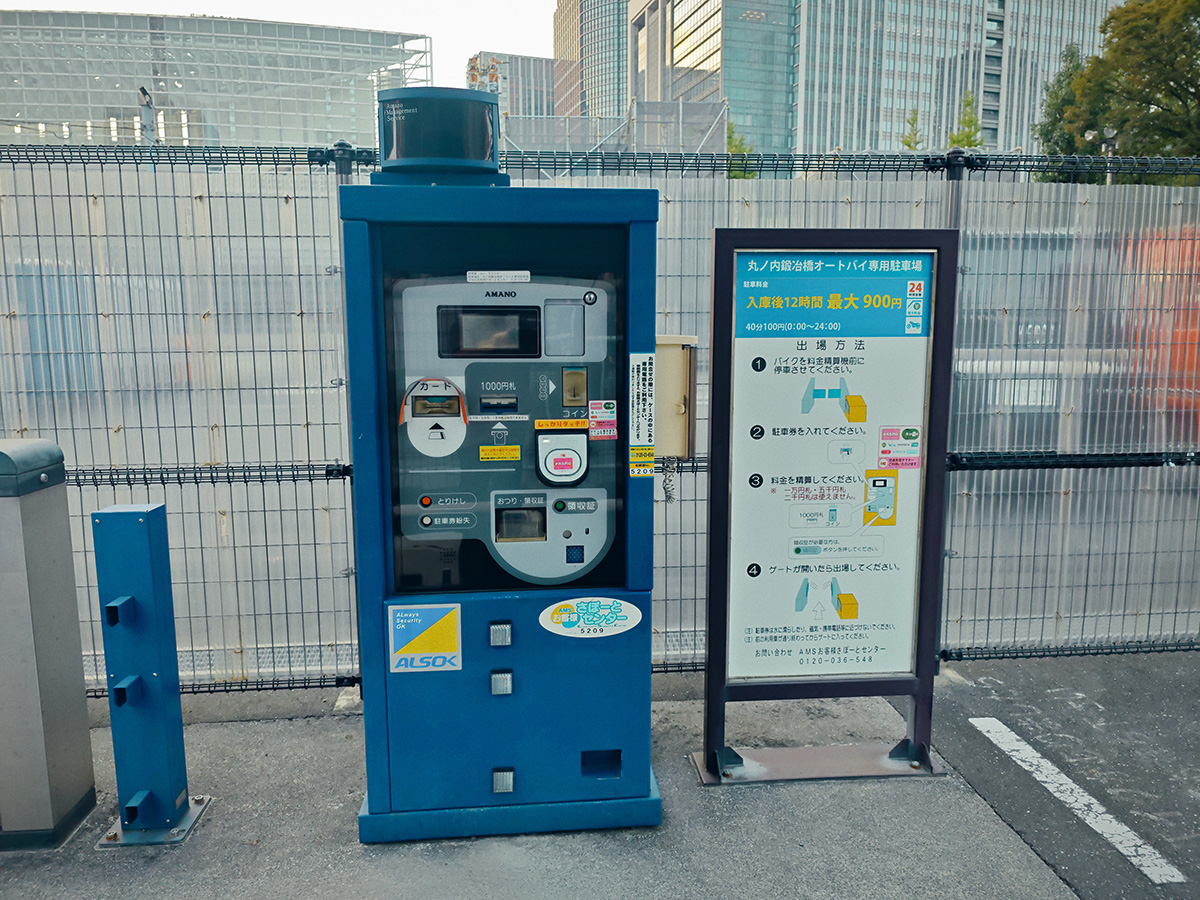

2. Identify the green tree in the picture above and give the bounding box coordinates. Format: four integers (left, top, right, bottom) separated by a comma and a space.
947, 91, 983, 148
1037, 0, 1200, 158
1066, 0, 1200, 157
726, 120, 758, 179
1034, 45, 1102, 155
900, 108, 925, 150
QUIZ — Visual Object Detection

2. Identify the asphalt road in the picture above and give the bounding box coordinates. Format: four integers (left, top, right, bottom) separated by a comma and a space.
930, 652, 1200, 900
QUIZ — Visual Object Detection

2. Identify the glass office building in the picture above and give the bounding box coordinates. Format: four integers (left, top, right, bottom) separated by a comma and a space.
554, 0, 627, 118
629, 0, 794, 155
630, 0, 1114, 155
795, 0, 1117, 153
553, 0, 584, 115
0, 10, 432, 147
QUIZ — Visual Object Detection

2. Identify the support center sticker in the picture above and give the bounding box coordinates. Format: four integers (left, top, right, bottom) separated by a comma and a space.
539, 598, 642, 638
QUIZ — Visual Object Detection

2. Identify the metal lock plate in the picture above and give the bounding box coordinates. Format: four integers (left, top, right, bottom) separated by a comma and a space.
489, 622, 512, 646
490, 671, 513, 695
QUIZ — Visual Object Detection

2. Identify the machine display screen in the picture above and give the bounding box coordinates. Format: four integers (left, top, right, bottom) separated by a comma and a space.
438, 306, 540, 358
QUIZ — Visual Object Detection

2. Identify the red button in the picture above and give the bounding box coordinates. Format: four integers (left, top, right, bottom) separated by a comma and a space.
420, 496, 432, 507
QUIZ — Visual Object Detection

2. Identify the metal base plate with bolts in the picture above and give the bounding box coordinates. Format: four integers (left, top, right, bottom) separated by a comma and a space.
95, 795, 211, 849
690, 744, 944, 785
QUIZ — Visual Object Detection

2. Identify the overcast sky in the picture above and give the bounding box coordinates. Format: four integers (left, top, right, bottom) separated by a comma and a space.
1, 0, 558, 87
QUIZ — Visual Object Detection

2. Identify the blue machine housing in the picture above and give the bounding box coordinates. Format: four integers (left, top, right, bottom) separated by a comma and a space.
341, 163, 661, 841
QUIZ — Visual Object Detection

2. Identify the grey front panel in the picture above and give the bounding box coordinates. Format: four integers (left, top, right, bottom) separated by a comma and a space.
389, 278, 622, 591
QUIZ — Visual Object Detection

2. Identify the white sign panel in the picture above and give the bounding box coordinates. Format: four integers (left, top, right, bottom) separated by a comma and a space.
726, 250, 937, 680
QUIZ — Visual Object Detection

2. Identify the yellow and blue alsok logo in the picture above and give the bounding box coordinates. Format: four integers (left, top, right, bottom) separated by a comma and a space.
388, 604, 461, 673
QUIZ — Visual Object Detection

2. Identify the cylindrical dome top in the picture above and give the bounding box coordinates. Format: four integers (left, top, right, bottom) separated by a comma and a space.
377, 87, 499, 173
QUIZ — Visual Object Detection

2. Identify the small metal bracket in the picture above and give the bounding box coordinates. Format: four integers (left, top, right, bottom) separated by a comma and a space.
714, 746, 745, 778
104, 595, 135, 627
888, 738, 934, 771
112, 675, 142, 707
96, 795, 211, 849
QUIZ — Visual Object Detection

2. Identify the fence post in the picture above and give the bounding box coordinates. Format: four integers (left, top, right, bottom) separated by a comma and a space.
944, 147, 967, 230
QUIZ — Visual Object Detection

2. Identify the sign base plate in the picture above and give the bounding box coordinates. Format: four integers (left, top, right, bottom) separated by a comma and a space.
690, 744, 944, 785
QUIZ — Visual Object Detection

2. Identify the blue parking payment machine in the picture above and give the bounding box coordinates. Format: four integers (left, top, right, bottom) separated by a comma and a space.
340, 88, 661, 842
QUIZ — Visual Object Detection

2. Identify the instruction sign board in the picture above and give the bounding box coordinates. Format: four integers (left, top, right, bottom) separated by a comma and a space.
725, 248, 938, 680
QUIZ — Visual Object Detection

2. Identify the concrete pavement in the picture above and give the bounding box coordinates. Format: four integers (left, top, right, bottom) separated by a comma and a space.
0, 675, 1074, 900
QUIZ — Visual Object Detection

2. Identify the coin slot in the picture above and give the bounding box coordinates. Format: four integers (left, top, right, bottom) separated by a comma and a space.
562, 367, 587, 407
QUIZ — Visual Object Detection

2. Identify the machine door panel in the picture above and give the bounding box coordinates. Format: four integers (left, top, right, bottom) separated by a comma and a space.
383, 596, 650, 812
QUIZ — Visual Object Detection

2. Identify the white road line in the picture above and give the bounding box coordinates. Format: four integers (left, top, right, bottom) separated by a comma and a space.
969, 716, 1187, 885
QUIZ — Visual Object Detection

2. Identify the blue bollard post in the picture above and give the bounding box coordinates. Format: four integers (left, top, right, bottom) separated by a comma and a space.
92, 504, 209, 847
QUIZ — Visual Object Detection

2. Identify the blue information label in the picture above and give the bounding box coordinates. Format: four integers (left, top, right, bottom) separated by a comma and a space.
734, 250, 935, 338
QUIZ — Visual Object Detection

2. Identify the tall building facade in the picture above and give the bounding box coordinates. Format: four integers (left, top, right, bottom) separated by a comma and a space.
628, 0, 1115, 155
553, 0, 584, 115
629, 0, 794, 155
467, 52, 555, 117
794, 0, 1117, 153
628, 0, 796, 154
629, 0, 670, 102
0, 10, 431, 147
723, 0, 793, 152
553, 0, 627, 118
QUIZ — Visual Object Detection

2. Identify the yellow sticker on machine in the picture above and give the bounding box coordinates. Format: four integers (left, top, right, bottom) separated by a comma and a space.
480, 446, 521, 461
629, 462, 655, 478
535, 419, 589, 430
629, 446, 655, 463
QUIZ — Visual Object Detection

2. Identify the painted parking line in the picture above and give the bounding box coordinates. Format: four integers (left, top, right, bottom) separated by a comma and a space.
969, 716, 1187, 886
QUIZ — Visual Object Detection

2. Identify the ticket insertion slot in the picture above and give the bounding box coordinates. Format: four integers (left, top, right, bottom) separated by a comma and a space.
413, 395, 461, 417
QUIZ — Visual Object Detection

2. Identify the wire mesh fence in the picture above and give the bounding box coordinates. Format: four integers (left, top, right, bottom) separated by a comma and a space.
0, 147, 356, 692
942, 464, 1200, 655
504, 152, 1200, 665
1, 145, 1197, 691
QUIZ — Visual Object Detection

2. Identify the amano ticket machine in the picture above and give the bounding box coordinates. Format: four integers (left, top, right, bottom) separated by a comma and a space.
340, 87, 661, 841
